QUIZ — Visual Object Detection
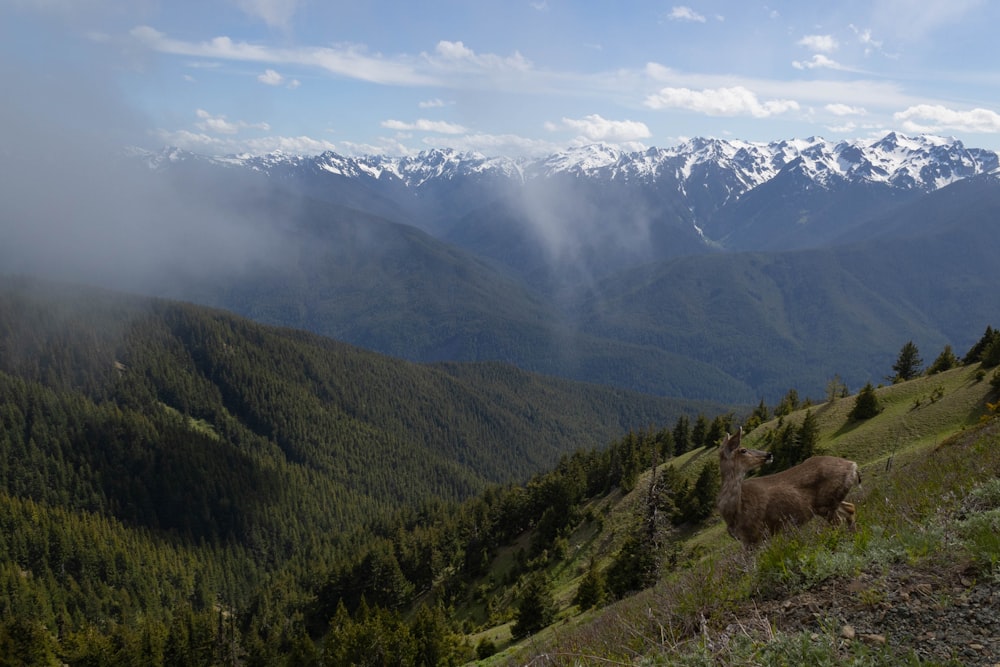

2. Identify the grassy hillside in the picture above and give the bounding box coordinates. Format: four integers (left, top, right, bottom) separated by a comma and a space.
470, 362, 1000, 665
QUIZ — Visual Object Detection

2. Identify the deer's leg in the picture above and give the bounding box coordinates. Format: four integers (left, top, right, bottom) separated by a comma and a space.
834, 501, 856, 529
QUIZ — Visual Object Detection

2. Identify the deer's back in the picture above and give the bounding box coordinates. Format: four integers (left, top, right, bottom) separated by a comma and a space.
743, 455, 858, 524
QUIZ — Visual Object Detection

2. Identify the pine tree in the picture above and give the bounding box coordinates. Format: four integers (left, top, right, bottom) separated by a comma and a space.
850, 382, 881, 420
798, 409, 818, 461
672, 416, 691, 455
774, 388, 800, 417
512, 573, 556, 637
686, 461, 720, 522
825, 374, 848, 402
691, 414, 708, 450
927, 345, 959, 375
746, 399, 770, 430
963, 326, 998, 364
573, 561, 606, 610
891, 341, 923, 382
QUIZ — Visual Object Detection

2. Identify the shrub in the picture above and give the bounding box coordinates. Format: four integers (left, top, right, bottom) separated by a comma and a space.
849, 382, 881, 420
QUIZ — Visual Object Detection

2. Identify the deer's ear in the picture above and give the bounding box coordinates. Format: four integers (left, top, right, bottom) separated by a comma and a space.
722, 429, 740, 451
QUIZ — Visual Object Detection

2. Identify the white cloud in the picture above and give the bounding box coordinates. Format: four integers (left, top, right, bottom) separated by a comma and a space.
798, 34, 838, 53
555, 114, 651, 142
132, 27, 535, 87
825, 103, 867, 116
429, 40, 533, 72
850, 25, 885, 57
257, 68, 284, 85
792, 54, 845, 70
894, 104, 1000, 133
234, 0, 301, 29
381, 118, 469, 134
667, 6, 706, 22
156, 127, 338, 155
195, 109, 270, 134
418, 98, 446, 108
131, 26, 437, 86
644, 86, 799, 118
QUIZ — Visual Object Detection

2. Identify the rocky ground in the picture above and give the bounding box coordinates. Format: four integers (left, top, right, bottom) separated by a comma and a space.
748, 563, 1000, 665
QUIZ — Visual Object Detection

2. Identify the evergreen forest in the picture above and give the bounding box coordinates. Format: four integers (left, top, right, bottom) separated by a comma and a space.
0, 275, 721, 664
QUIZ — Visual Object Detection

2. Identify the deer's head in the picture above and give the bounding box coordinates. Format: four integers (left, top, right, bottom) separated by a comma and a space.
719, 427, 772, 476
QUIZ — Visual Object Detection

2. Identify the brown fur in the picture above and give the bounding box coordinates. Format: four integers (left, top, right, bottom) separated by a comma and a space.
717, 427, 861, 547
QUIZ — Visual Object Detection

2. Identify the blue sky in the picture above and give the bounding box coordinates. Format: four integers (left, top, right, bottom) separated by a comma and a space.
5, 0, 1000, 156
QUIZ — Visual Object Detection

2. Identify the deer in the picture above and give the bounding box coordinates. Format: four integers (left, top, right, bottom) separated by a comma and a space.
717, 427, 861, 547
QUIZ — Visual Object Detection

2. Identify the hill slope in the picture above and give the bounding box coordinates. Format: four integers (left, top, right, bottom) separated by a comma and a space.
484, 362, 1000, 665
0, 276, 720, 569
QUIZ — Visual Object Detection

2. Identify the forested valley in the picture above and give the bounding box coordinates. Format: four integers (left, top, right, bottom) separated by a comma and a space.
2, 275, 997, 664
0, 275, 725, 664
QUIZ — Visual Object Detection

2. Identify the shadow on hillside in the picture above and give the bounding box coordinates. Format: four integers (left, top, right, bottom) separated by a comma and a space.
674, 445, 716, 474
832, 417, 865, 439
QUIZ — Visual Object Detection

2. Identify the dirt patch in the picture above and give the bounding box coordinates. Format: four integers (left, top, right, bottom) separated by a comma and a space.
744, 563, 1000, 665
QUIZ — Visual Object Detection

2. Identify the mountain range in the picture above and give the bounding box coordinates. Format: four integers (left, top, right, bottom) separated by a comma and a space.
64, 133, 1000, 402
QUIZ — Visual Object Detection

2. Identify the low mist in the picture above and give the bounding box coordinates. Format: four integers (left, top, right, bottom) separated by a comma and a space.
0, 24, 294, 299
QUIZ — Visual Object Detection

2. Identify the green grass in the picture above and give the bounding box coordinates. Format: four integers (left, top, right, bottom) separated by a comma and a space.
480, 363, 1000, 665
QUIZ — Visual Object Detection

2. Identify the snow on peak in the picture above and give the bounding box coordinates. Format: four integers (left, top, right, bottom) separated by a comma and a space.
140, 133, 1000, 197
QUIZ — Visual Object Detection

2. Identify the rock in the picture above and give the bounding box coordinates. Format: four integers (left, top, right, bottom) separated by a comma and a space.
840, 625, 856, 640
862, 634, 886, 645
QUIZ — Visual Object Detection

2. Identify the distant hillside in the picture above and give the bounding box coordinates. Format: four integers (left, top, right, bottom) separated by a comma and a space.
8, 134, 1000, 405
131, 142, 1000, 404
0, 276, 709, 533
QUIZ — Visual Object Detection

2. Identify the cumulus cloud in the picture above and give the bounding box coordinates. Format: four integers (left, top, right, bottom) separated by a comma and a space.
894, 104, 1000, 133
553, 114, 651, 142
666, 6, 706, 22
644, 86, 799, 118
195, 109, 270, 134
257, 68, 284, 85
798, 34, 839, 52
430, 40, 532, 72
792, 54, 845, 70
850, 25, 885, 57
381, 118, 469, 134
234, 0, 301, 29
826, 103, 867, 116
155, 127, 337, 155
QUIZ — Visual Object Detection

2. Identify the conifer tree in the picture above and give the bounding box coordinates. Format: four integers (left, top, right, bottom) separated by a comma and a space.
672, 415, 691, 455
850, 382, 881, 420
746, 399, 770, 430
691, 414, 708, 450
513, 573, 556, 637
963, 326, 998, 364
573, 560, 606, 610
774, 388, 800, 417
685, 461, 720, 522
891, 340, 923, 382
825, 374, 848, 402
927, 345, 959, 375
797, 409, 817, 457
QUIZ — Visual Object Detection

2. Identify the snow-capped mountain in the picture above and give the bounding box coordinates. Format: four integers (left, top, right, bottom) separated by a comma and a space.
114, 133, 1000, 401
147, 131, 998, 197
141, 132, 1000, 262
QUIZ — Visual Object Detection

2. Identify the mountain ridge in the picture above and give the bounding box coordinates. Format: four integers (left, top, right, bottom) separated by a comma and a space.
141, 132, 999, 214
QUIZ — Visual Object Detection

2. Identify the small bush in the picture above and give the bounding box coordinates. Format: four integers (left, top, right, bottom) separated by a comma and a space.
849, 382, 881, 420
